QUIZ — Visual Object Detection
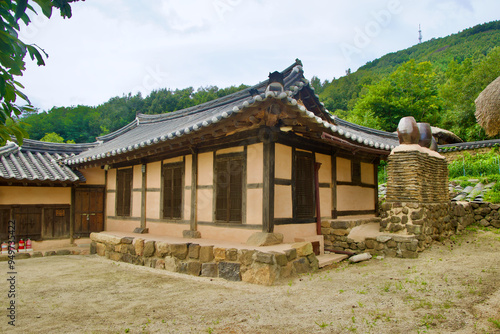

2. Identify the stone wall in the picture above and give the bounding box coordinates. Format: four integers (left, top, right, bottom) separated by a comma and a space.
441, 147, 493, 163
321, 217, 421, 259
90, 233, 319, 286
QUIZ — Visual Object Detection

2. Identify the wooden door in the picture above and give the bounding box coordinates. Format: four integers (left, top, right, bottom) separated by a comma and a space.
75, 187, 105, 237
12, 206, 42, 240
43, 207, 70, 239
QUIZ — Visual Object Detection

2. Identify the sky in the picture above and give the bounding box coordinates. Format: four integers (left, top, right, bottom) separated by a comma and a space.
18, 0, 500, 111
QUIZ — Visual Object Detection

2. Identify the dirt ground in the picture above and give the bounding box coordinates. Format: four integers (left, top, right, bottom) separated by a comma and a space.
1, 229, 499, 334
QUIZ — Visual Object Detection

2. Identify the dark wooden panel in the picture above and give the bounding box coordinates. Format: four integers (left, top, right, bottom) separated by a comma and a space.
13, 206, 42, 240
43, 207, 70, 239
0, 208, 11, 241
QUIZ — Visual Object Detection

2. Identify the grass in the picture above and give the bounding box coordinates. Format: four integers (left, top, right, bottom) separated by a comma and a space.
488, 318, 500, 329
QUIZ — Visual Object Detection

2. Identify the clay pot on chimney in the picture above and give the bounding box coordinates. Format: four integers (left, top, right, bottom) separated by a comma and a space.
397, 116, 420, 145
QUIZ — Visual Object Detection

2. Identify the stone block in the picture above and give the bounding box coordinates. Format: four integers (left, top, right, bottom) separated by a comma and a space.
246, 232, 284, 246
238, 249, 255, 266
381, 202, 392, 211
121, 237, 133, 244
401, 250, 418, 259
242, 263, 278, 286
255, 252, 275, 264
201, 263, 218, 277
292, 242, 313, 257
293, 258, 310, 274
306, 253, 319, 270
280, 262, 294, 279
90, 241, 97, 255
155, 241, 170, 257
170, 244, 188, 260
365, 239, 377, 249
213, 247, 226, 261
218, 262, 241, 281
401, 215, 408, 225
188, 244, 200, 259
96, 243, 106, 256
321, 221, 331, 228
390, 216, 401, 224
143, 241, 155, 257
285, 248, 297, 262
199, 246, 214, 263
15, 253, 31, 259
31, 251, 43, 258
90, 233, 126, 245
376, 236, 392, 243
406, 224, 422, 235
273, 252, 288, 266
187, 261, 202, 276
331, 220, 354, 229
225, 248, 238, 261
121, 253, 133, 264
479, 219, 490, 227
143, 258, 156, 268
164, 256, 180, 272
134, 238, 144, 256
182, 230, 201, 238
155, 259, 165, 269
387, 240, 397, 248
321, 227, 332, 235
332, 229, 350, 236
109, 252, 122, 262
490, 220, 500, 228
410, 209, 423, 220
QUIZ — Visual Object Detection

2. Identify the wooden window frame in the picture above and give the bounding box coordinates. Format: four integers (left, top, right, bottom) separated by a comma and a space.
214, 153, 245, 224
294, 150, 315, 219
116, 168, 133, 217
162, 162, 184, 220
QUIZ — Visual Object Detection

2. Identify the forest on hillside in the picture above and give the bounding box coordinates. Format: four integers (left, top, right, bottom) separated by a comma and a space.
20, 21, 500, 144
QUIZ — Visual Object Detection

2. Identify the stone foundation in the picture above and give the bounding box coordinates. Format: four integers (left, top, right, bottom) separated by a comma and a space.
90, 233, 319, 286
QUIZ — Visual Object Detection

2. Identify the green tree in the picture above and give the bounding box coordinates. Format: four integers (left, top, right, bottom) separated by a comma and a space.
350, 60, 442, 131
0, 0, 80, 146
40, 132, 64, 143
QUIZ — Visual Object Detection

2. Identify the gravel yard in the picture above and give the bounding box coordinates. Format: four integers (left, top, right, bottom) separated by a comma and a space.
1, 228, 499, 334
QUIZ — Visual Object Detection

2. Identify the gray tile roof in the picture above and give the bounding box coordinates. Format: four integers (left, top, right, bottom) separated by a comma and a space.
0, 140, 89, 184
439, 139, 500, 153
67, 60, 400, 166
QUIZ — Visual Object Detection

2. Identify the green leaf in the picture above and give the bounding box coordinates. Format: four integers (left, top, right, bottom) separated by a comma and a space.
33, 0, 53, 18
14, 0, 28, 21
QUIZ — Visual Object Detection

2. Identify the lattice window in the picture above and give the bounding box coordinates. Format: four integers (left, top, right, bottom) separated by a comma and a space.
116, 168, 133, 216
295, 151, 315, 219
163, 163, 184, 219
215, 155, 243, 223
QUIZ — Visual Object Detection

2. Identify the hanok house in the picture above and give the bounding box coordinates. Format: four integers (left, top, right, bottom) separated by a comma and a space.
0, 139, 104, 241
64, 60, 400, 245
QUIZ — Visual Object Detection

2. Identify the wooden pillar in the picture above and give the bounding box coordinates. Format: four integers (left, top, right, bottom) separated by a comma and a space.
331, 153, 337, 219
70, 186, 75, 244
141, 164, 147, 229
190, 151, 198, 231
262, 139, 275, 233
374, 158, 380, 217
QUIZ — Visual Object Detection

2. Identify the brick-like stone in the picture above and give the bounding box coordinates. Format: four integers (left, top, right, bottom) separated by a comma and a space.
96, 243, 106, 256
164, 256, 180, 272
331, 220, 355, 229
285, 248, 297, 262
238, 249, 255, 266
143, 241, 155, 257
155, 241, 170, 257
218, 262, 241, 281
490, 219, 500, 228
332, 229, 350, 236
170, 244, 188, 260
134, 238, 144, 256
293, 258, 310, 274
401, 250, 418, 259
199, 246, 214, 263
201, 263, 218, 277
376, 236, 392, 243
155, 259, 165, 269
242, 263, 278, 286
188, 244, 200, 259
187, 261, 202, 276
90, 241, 97, 254
365, 239, 377, 249
109, 252, 122, 261
15, 252, 31, 259
246, 232, 284, 246
390, 215, 402, 224
31, 251, 43, 258
292, 242, 313, 257
225, 248, 238, 261
274, 252, 288, 266
401, 215, 408, 225
255, 252, 275, 264
410, 209, 423, 220
213, 247, 226, 261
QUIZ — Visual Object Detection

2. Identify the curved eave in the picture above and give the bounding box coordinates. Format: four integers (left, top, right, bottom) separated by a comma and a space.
67, 89, 396, 167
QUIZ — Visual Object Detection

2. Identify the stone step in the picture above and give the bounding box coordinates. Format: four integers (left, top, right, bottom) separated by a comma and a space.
322, 216, 381, 229
317, 253, 349, 268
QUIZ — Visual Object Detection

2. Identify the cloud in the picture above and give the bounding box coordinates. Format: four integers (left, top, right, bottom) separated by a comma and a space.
17, 0, 500, 111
